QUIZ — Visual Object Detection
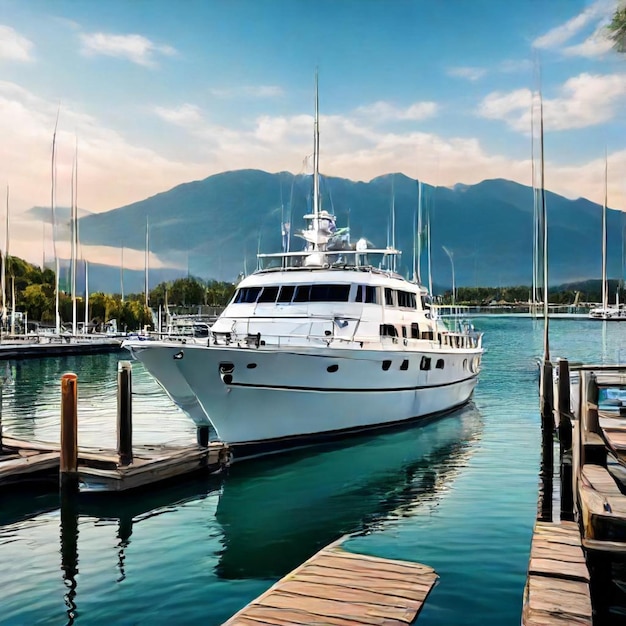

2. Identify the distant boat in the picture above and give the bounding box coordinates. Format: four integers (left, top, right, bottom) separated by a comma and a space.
124, 74, 484, 456
589, 157, 625, 321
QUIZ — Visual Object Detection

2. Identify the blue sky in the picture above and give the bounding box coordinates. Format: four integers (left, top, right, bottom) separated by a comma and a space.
0, 0, 624, 269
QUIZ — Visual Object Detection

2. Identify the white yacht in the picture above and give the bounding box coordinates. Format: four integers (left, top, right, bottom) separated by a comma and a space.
124, 82, 483, 456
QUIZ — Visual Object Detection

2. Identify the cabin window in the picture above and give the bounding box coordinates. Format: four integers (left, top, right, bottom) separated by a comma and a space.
382, 360, 392, 371
397, 291, 416, 308
257, 286, 279, 303
401, 326, 407, 338
436, 359, 444, 369
277, 285, 295, 303
310, 284, 351, 302
420, 356, 431, 371
380, 324, 398, 337
411, 323, 419, 339
293, 285, 312, 302
400, 359, 409, 370
385, 288, 394, 306
235, 287, 262, 304
356, 285, 378, 303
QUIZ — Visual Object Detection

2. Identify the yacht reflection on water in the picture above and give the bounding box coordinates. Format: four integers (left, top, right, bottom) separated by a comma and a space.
214, 404, 482, 578
0, 403, 482, 623
79, 404, 481, 577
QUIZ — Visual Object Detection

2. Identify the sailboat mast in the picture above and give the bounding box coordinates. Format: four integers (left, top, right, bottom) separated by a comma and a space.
71, 145, 77, 337
312, 70, 320, 244
391, 176, 396, 272
1, 186, 7, 327
121, 246, 125, 302
539, 89, 549, 362
427, 205, 433, 296
84, 260, 89, 333
144, 218, 149, 310
51, 109, 61, 336
416, 180, 423, 284
531, 94, 538, 309
602, 154, 608, 311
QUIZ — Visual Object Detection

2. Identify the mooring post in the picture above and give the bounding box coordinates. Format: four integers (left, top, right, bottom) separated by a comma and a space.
557, 358, 574, 520
117, 361, 133, 466
197, 425, 210, 447
538, 359, 554, 522
60, 373, 79, 492
0, 380, 3, 455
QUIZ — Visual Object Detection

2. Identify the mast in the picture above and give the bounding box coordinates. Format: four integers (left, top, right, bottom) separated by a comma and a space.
391, 176, 396, 272
51, 108, 61, 336
84, 260, 89, 333
121, 245, 125, 302
144, 217, 149, 310
539, 88, 549, 362
1, 186, 7, 328
602, 152, 608, 312
312, 69, 320, 245
531, 93, 538, 312
71, 142, 78, 337
427, 205, 433, 296
416, 180, 423, 284
10, 275, 15, 336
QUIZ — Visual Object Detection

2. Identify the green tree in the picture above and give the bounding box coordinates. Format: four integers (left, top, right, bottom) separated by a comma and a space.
609, 6, 626, 52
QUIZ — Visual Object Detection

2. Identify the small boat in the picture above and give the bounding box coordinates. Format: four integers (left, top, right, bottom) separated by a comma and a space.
123, 76, 483, 456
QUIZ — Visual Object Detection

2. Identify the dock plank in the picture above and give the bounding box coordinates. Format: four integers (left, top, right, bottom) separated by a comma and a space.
222, 544, 437, 626
522, 522, 591, 626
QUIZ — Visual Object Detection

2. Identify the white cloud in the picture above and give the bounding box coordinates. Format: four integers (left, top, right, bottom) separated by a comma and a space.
562, 23, 615, 57
447, 66, 487, 81
210, 85, 284, 99
355, 100, 438, 122
533, 0, 616, 58
79, 32, 176, 67
533, 0, 611, 49
478, 73, 626, 132
154, 104, 203, 127
0, 25, 34, 62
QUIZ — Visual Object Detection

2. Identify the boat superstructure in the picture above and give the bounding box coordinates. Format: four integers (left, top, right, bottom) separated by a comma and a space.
124, 76, 483, 455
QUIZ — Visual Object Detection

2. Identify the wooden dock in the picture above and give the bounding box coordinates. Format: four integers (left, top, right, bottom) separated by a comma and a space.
0, 363, 231, 493
522, 521, 592, 626
0, 437, 59, 486
222, 541, 438, 626
77, 442, 231, 492
0, 436, 230, 492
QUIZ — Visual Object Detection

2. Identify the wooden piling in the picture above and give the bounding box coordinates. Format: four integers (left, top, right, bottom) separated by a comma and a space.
557, 359, 574, 521
0, 380, 3, 455
60, 373, 78, 492
539, 360, 554, 522
117, 361, 133, 466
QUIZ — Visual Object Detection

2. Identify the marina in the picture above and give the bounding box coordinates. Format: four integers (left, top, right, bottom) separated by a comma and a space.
0, 317, 622, 624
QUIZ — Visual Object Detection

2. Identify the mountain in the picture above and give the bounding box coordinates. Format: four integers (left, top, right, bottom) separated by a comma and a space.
71, 170, 622, 291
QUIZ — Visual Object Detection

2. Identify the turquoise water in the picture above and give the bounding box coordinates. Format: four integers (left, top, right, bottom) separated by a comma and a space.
0, 318, 625, 625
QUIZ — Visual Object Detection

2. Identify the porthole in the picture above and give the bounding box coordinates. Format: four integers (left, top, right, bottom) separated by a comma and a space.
246, 363, 257, 369
327, 364, 339, 373
420, 356, 431, 371
400, 359, 409, 371
382, 360, 392, 371
436, 359, 444, 369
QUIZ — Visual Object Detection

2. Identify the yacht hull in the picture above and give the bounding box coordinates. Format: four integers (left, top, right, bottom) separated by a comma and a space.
125, 341, 480, 451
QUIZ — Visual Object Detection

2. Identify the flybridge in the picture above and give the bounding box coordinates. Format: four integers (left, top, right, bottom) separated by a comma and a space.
256, 248, 401, 272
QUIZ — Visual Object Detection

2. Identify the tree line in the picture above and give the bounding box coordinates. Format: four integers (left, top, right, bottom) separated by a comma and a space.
3, 255, 236, 332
